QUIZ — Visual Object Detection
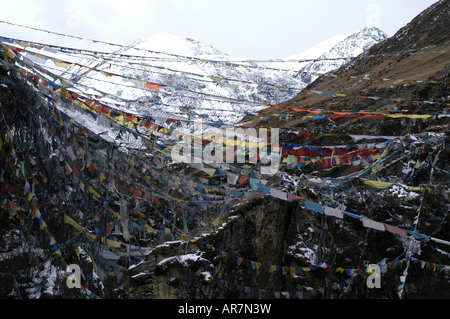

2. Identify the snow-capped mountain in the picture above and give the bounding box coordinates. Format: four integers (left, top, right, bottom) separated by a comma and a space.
63, 33, 305, 126
271, 27, 388, 84
123, 33, 229, 58
268, 33, 351, 76
62, 28, 386, 128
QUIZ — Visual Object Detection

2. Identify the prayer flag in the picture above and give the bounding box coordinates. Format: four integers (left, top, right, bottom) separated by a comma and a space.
305, 200, 323, 214
324, 206, 344, 219
384, 224, 407, 238
362, 217, 385, 231
145, 82, 164, 91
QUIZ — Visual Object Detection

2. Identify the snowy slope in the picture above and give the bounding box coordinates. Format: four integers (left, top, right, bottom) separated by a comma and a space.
270, 27, 388, 83
62, 28, 386, 128
63, 33, 305, 126
269, 33, 350, 75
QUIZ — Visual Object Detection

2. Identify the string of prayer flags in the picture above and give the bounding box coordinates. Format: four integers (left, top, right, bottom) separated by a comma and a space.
197, 236, 449, 280
305, 70, 450, 85
5, 41, 449, 128
1, 33, 448, 252
302, 197, 439, 244
1, 27, 448, 78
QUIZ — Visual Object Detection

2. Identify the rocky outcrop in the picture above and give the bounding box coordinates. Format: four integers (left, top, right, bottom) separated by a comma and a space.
127, 183, 450, 299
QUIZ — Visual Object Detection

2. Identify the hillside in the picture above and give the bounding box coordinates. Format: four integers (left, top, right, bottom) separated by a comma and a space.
243, 0, 449, 137
61, 33, 305, 126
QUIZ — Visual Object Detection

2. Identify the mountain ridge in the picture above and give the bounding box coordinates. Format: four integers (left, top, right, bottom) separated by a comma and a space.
296, 26, 388, 84
62, 27, 387, 129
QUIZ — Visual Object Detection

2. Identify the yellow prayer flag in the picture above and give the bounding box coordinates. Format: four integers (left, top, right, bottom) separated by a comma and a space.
103, 238, 122, 248
89, 186, 101, 198
86, 233, 96, 240
211, 215, 222, 227
201, 167, 216, 176
362, 178, 393, 189
1, 44, 16, 59
344, 284, 352, 293
53, 59, 71, 69
414, 161, 421, 169
387, 114, 432, 119
371, 154, 380, 160
16, 41, 29, 48
60, 79, 70, 87
64, 214, 85, 232
290, 267, 296, 276
5, 130, 11, 142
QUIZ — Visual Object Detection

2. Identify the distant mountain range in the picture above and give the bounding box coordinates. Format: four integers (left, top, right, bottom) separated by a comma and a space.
63, 27, 387, 126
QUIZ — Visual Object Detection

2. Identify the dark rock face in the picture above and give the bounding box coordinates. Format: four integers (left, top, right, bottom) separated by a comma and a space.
127, 186, 450, 299
0, 62, 106, 299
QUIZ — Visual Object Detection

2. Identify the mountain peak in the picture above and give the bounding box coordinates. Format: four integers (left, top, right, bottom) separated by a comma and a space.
348, 26, 389, 43
356, 26, 388, 35
124, 33, 229, 58
270, 26, 387, 85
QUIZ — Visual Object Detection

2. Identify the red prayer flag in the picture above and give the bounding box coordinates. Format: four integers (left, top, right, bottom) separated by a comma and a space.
384, 224, 407, 238
238, 175, 249, 184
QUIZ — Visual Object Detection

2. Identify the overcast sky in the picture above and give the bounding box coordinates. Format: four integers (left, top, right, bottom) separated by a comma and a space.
0, 0, 439, 59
